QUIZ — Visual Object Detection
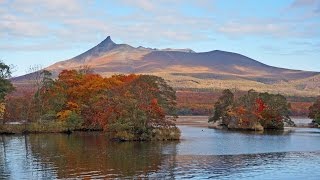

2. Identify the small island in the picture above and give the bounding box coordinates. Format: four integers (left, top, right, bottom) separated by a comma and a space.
208, 89, 295, 131
0, 62, 180, 141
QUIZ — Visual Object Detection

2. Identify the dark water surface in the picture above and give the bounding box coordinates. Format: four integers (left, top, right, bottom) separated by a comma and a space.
1, 126, 320, 179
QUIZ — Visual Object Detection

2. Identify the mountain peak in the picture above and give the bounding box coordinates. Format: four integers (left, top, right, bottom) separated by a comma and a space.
67, 36, 117, 62
99, 36, 115, 46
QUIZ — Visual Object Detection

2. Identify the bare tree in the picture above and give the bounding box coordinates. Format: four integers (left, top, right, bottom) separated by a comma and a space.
78, 65, 94, 75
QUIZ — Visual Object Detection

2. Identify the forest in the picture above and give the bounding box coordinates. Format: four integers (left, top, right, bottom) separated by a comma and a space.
1, 64, 180, 141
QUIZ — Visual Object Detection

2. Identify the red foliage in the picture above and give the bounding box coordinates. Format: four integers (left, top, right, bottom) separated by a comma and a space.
33, 70, 172, 131
255, 98, 266, 113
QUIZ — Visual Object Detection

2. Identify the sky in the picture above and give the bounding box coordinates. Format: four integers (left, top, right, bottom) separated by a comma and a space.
0, 0, 320, 76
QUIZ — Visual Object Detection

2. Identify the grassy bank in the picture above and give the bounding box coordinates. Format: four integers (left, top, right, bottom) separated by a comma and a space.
110, 126, 181, 141
0, 122, 102, 134
0, 122, 181, 141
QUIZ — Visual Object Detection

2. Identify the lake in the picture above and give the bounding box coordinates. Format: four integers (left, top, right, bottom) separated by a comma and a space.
1, 118, 320, 179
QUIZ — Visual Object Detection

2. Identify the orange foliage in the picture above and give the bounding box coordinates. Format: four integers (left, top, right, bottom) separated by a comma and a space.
39, 70, 174, 133
57, 110, 72, 121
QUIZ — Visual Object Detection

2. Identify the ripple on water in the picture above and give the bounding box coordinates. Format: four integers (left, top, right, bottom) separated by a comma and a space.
1, 126, 320, 179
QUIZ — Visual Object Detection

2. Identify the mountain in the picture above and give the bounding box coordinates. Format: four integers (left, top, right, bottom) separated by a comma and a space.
13, 36, 320, 97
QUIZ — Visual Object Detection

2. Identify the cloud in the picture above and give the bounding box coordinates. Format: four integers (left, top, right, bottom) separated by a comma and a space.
10, 0, 84, 16
0, 42, 69, 52
0, 0, 319, 53
218, 22, 289, 37
0, 14, 49, 37
0, 0, 218, 49
291, 0, 319, 7
118, 0, 214, 13
261, 40, 320, 56
0, 0, 90, 39
291, 41, 318, 46
120, 0, 156, 12
215, 12, 320, 39
290, 0, 320, 15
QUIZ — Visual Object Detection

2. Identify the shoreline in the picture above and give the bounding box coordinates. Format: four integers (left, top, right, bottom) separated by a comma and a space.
0, 123, 181, 141
0, 122, 103, 135
175, 116, 315, 128
1, 116, 316, 135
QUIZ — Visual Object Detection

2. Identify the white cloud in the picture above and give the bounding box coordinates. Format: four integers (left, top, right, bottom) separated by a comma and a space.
0, 0, 319, 52
0, 0, 218, 47
0, 14, 49, 37
216, 15, 320, 39
0, 42, 69, 51
10, 0, 83, 15
218, 22, 288, 37
121, 0, 156, 11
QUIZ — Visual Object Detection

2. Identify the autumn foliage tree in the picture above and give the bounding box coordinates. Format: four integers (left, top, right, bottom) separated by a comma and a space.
34, 70, 179, 140
209, 89, 294, 130
4, 89, 36, 123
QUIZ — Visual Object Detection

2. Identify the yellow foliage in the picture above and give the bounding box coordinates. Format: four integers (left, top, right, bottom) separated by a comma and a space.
57, 110, 72, 121
0, 103, 5, 120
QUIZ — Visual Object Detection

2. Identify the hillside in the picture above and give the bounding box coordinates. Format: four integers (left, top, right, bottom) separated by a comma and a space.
13, 36, 320, 97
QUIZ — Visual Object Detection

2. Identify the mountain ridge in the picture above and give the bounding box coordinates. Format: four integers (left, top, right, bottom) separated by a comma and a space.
13, 36, 320, 97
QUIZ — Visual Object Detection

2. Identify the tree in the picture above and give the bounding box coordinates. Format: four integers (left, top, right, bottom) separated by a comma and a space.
309, 97, 320, 124
27, 65, 54, 122
16, 69, 180, 140
209, 89, 234, 122
209, 89, 293, 130
4, 89, 36, 123
0, 61, 14, 124
258, 93, 292, 129
0, 61, 14, 101
81, 74, 178, 140
78, 65, 94, 75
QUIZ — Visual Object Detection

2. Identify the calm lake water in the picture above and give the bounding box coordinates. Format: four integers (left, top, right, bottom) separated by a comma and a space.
1, 124, 320, 179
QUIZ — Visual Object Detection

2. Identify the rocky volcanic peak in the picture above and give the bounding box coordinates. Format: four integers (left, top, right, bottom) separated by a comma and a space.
34, 36, 320, 84
97, 36, 116, 49
12, 36, 320, 97
70, 36, 118, 63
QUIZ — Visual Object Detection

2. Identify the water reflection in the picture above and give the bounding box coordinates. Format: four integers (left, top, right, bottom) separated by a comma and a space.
26, 132, 180, 179
1, 127, 320, 179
